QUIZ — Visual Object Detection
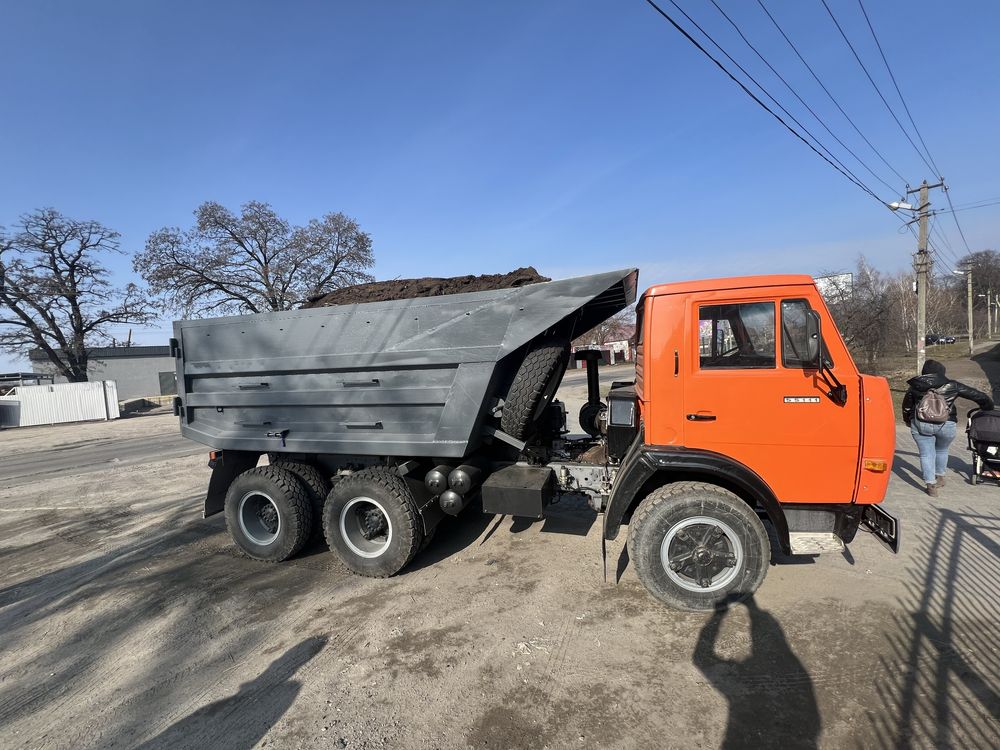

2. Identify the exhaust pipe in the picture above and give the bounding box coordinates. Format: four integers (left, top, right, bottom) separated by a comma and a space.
439, 489, 470, 516
424, 465, 452, 494
574, 349, 606, 437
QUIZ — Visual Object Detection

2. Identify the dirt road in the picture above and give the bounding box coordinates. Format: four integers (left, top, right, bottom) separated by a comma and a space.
0, 414, 199, 489
1, 359, 998, 749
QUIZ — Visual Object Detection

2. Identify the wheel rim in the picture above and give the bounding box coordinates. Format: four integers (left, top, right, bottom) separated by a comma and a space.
238, 491, 282, 546
660, 516, 744, 593
340, 496, 393, 558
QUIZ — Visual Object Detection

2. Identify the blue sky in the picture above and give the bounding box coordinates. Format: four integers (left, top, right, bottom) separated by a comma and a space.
2, 1, 998, 369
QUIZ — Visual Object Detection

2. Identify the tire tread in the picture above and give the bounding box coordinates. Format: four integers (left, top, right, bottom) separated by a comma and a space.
225, 465, 314, 562
269, 460, 331, 535
501, 338, 569, 439
627, 481, 769, 611
322, 467, 422, 578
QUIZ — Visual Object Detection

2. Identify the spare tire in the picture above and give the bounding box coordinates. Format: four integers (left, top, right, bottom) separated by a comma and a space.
501, 336, 570, 440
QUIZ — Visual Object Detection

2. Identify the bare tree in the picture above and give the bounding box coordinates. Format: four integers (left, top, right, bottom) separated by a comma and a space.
0, 209, 155, 381
959, 250, 1000, 297
826, 257, 893, 369
136, 201, 375, 316
573, 309, 636, 348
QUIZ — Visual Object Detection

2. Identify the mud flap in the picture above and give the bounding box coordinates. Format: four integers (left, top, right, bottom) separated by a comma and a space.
204, 451, 261, 518
862, 504, 900, 554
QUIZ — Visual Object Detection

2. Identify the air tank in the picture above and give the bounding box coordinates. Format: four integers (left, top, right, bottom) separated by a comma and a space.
424, 465, 452, 494
448, 463, 485, 495
439, 489, 470, 516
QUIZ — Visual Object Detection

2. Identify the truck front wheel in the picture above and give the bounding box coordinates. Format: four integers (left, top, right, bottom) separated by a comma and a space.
627, 482, 770, 611
224, 466, 314, 562
323, 468, 423, 578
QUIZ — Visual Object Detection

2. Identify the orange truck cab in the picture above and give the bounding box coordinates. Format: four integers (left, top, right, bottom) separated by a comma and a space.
600, 274, 898, 609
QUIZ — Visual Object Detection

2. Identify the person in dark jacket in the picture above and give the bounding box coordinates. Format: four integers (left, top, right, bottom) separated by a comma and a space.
902, 359, 994, 496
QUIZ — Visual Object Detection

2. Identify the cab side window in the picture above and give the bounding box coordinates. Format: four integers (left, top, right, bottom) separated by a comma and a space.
698, 302, 775, 369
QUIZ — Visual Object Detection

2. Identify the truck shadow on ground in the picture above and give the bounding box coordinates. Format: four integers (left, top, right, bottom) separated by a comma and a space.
869, 505, 1000, 748
404, 505, 497, 574
406, 497, 598, 575
0, 501, 335, 745
693, 596, 821, 749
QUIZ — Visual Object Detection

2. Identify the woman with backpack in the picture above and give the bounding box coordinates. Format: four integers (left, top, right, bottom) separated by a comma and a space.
902, 359, 995, 496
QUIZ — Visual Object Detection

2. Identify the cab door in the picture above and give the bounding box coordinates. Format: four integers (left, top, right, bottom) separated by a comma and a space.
681, 294, 861, 504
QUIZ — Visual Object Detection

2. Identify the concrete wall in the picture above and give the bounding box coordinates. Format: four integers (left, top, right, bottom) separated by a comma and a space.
28, 348, 177, 401
87, 356, 177, 401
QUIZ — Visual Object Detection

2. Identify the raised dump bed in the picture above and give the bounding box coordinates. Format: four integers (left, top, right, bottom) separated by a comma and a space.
173, 268, 637, 458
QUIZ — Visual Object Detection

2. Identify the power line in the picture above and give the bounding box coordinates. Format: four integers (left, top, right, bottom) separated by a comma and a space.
949, 198, 1000, 213
950, 196, 1000, 210
856, 0, 941, 175
928, 215, 963, 267
819, 0, 936, 175
899, 216, 956, 274
955, 197, 1000, 211
641, 0, 888, 204
927, 198, 1000, 217
929, 217, 958, 261
706, 0, 902, 196
854, 0, 975, 256
755, 0, 910, 187
953, 201, 1000, 213
942, 186, 973, 255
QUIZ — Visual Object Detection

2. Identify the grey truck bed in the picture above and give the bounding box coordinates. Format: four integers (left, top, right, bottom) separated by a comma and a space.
172, 268, 637, 458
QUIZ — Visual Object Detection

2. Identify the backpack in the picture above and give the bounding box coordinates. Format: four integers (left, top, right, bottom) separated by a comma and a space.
916, 388, 949, 424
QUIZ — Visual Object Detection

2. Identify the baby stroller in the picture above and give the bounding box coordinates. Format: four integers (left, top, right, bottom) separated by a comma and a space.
967, 408, 1000, 485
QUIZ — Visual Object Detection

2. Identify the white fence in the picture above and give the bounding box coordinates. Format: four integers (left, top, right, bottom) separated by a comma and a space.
0, 381, 120, 428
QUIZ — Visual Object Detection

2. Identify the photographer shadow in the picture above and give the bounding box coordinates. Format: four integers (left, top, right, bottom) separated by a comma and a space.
693, 597, 820, 749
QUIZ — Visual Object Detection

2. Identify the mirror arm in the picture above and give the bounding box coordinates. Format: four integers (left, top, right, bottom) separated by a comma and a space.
810, 310, 847, 405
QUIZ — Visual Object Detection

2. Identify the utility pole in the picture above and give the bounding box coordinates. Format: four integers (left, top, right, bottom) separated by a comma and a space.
899, 180, 944, 374
979, 289, 993, 340
965, 265, 974, 355
992, 290, 999, 339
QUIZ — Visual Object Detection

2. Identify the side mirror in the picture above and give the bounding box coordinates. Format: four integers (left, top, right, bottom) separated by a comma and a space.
806, 310, 823, 370
806, 310, 848, 406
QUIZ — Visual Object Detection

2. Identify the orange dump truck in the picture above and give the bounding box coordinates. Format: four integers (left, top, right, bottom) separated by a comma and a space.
176, 268, 898, 611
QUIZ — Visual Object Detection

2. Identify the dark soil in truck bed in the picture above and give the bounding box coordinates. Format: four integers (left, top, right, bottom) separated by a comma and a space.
303, 267, 550, 308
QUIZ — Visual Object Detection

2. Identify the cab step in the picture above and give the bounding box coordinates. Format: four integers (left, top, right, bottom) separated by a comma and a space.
788, 532, 844, 555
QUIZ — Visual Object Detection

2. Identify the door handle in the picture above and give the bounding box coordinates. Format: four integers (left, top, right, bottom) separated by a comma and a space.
686, 413, 717, 421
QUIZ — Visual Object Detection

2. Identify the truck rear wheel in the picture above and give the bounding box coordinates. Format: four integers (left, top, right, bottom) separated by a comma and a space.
501, 336, 570, 440
323, 468, 423, 578
627, 482, 770, 611
268, 460, 331, 530
224, 466, 314, 562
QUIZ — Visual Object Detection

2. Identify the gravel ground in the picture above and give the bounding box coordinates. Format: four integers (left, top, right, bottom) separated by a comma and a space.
0, 355, 998, 749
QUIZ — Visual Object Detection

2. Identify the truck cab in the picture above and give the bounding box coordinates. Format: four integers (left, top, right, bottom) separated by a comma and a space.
598, 275, 897, 609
